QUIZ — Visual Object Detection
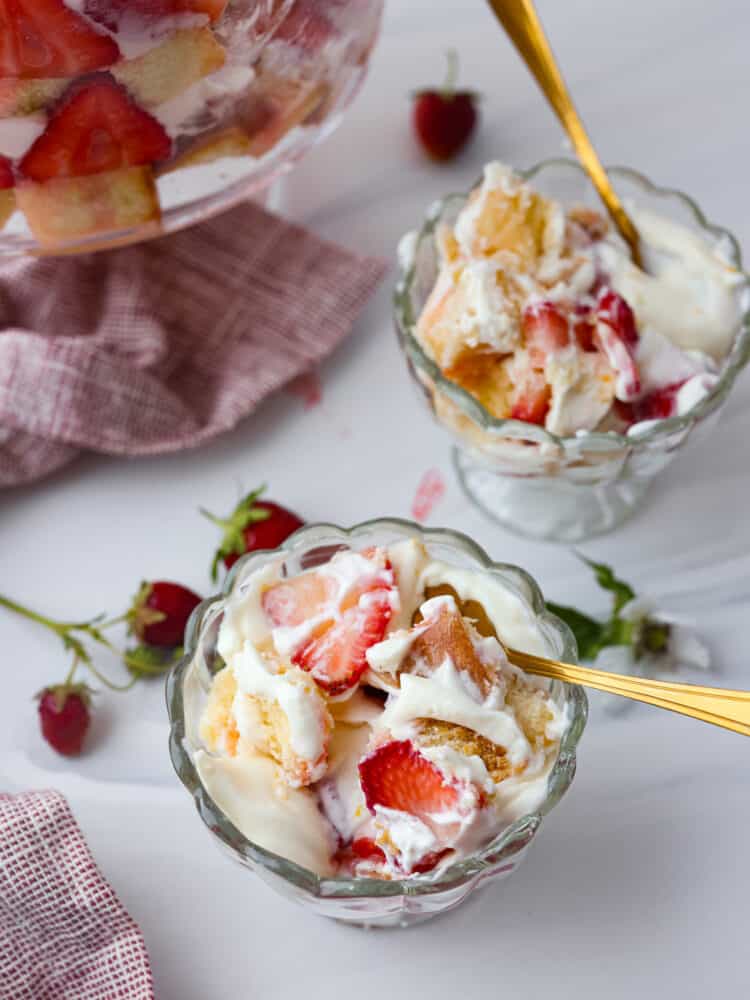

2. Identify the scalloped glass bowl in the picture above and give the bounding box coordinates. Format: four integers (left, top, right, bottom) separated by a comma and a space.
166, 519, 587, 928
0, 0, 383, 257
394, 160, 750, 542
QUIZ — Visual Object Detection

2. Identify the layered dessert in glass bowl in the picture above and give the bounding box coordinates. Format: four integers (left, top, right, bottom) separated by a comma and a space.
395, 160, 750, 542
0, 0, 382, 254
167, 520, 586, 928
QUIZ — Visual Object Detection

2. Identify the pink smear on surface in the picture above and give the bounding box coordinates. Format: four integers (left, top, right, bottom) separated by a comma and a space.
411, 468, 446, 522
287, 369, 323, 409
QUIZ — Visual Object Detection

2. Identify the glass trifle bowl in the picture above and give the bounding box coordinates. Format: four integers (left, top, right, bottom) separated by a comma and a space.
166, 518, 587, 928
395, 160, 750, 543
0, 0, 383, 255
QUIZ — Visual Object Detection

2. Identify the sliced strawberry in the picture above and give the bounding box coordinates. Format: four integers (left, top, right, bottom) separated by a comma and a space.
262, 572, 336, 628
597, 289, 638, 346
510, 366, 550, 426
264, 549, 396, 695
0, 0, 120, 80
83, 0, 227, 32
293, 593, 392, 695
522, 301, 570, 368
594, 289, 641, 401
636, 383, 684, 420
0, 156, 14, 190
572, 305, 596, 351
614, 381, 686, 427
350, 837, 386, 862
411, 848, 451, 874
20, 75, 171, 182
359, 740, 460, 823
612, 399, 636, 428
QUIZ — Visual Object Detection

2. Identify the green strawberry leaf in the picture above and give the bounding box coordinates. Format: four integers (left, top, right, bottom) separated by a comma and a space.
579, 556, 636, 615
545, 601, 608, 660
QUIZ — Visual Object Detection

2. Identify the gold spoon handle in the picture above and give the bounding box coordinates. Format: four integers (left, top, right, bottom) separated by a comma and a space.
486, 0, 643, 268
508, 647, 750, 737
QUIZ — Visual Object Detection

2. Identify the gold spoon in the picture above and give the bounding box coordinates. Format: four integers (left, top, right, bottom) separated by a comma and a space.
507, 646, 750, 736
486, 0, 644, 269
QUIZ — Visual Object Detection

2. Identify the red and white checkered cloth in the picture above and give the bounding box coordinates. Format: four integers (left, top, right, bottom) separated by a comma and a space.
0, 201, 387, 488
0, 790, 154, 1000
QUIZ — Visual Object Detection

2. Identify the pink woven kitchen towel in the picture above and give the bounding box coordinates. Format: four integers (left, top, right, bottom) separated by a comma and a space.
0, 789, 155, 1000
0, 201, 387, 488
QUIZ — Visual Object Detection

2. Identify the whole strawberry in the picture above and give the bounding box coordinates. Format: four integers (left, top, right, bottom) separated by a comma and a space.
413, 50, 479, 161
36, 684, 92, 757
128, 581, 202, 649
201, 486, 305, 582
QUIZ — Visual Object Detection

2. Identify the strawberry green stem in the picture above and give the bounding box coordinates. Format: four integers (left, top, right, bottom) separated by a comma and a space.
85, 658, 138, 693
442, 48, 459, 98
0, 593, 71, 634
63, 655, 79, 687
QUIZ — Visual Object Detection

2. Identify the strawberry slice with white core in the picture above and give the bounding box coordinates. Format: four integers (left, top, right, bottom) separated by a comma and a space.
294, 593, 393, 695
594, 289, 641, 401
521, 300, 571, 369
0, 156, 13, 189
262, 548, 398, 696
360, 740, 461, 822
20, 74, 171, 182
83, 0, 227, 32
0, 0, 120, 79
261, 571, 336, 629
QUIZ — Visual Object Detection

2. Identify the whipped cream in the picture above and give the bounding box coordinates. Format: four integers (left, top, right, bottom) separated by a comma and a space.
595, 209, 743, 360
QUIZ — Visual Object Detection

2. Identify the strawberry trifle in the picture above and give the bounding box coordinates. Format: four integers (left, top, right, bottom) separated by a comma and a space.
191, 537, 570, 879
412, 161, 743, 438
0, 0, 379, 247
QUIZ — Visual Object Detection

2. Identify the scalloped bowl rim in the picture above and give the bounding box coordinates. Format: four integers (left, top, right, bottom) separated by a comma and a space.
166, 517, 587, 900
394, 158, 750, 453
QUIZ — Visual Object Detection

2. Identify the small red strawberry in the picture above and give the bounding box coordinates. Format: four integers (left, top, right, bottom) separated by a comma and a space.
0, 156, 14, 190
128, 581, 202, 649
413, 50, 479, 162
0, 0, 120, 80
359, 739, 461, 823
36, 683, 93, 756
522, 301, 571, 368
201, 486, 304, 581
20, 74, 171, 182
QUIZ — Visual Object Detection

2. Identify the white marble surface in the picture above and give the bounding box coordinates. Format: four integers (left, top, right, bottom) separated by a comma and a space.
1, 0, 749, 996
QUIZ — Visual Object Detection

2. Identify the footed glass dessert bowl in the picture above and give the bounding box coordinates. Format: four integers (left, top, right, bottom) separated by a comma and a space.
0, 0, 382, 256
394, 160, 750, 542
166, 519, 587, 928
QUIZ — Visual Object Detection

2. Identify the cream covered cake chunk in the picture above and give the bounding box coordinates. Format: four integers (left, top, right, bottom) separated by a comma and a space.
193, 539, 570, 879
414, 161, 743, 436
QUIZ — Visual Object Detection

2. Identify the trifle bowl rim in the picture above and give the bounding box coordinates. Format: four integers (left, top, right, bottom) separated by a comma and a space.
393, 157, 750, 458
166, 517, 587, 902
